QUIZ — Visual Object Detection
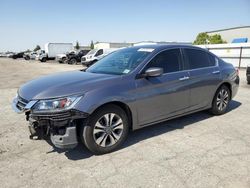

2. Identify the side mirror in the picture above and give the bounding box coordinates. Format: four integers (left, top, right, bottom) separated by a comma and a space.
144, 67, 163, 77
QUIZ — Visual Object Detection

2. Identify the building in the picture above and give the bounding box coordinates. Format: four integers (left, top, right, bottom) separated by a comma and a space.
95, 41, 192, 49
78, 46, 91, 50
206, 26, 250, 43
94, 42, 133, 49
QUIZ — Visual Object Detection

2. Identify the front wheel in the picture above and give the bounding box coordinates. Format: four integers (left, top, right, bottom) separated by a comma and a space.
40, 57, 47, 62
81, 104, 129, 155
210, 85, 231, 115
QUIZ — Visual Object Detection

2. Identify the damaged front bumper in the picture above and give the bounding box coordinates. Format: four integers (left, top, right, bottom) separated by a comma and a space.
12, 96, 89, 149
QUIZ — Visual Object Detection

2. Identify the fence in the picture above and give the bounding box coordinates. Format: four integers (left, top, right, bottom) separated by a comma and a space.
198, 43, 250, 68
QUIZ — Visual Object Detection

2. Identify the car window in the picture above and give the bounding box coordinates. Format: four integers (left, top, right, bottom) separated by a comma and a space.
86, 48, 152, 75
145, 49, 182, 73
95, 49, 104, 57
208, 53, 216, 66
184, 49, 212, 69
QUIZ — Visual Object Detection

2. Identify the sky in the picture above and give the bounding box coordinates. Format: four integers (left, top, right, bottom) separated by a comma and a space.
0, 0, 250, 52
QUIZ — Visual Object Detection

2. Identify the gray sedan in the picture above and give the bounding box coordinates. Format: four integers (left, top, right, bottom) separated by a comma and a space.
12, 45, 239, 154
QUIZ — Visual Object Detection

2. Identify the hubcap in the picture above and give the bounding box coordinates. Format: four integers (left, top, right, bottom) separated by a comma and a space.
216, 89, 229, 111
93, 113, 124, 147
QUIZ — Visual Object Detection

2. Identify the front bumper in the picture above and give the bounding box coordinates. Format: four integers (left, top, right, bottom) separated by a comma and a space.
50, 126, 78, 149
81, 60, 93, 66
12, 96, 89, 149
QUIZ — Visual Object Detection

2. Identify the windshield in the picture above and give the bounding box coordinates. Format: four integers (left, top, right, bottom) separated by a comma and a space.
87, 49, 98, 55
86, 47, 154, 75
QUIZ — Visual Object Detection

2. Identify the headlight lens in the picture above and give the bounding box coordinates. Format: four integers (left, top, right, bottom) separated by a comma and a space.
33, 95, 82, 112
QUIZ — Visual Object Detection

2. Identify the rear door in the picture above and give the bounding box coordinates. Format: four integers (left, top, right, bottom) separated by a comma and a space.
182, 48, 221, 111
135, 48, 190, 126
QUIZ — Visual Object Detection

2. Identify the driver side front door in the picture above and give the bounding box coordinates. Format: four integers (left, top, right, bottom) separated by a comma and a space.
135, 48, 190, 126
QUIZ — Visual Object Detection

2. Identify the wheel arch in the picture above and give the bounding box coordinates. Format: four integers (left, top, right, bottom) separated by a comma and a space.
215, 82, 232, 99
90, 101, 133, 130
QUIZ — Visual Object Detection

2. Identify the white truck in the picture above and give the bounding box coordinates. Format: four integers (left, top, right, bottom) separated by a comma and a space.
38, 43, 73, 62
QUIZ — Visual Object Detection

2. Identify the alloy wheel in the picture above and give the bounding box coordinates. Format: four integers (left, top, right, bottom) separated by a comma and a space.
93, 113, 124, 147
216, 89, 229, 111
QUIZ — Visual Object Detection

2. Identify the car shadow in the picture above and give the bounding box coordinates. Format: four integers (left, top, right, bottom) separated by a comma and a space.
46, 100, 241, 160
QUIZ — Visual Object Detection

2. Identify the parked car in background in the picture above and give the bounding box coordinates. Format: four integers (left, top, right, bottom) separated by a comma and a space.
5, 52, 14, 58
67, 50, 90, 64
12, 52, 25, 59
12, 45, 239, 155
247, 65, 250, 84
38, 43, 73, 62
81, 48, 117, 66
23, 51, 38, 60
56, 53, 69, 63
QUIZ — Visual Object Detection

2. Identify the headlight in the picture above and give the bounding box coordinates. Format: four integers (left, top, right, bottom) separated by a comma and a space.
32, 95, 82, 112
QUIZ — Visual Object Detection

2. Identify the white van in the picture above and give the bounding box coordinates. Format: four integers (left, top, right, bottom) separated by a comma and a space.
81, 48, 117, 66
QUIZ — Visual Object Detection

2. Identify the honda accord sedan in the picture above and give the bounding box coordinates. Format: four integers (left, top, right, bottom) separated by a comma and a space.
12, 45, 239, 154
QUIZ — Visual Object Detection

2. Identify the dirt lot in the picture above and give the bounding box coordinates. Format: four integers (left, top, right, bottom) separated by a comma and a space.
0, 58, 250, 188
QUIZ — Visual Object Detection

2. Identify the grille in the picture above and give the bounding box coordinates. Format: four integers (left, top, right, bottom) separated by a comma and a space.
30, 110, 89, 121
31, 111, 72, 121
16, 96, 28, 111
81, 57, 86, 61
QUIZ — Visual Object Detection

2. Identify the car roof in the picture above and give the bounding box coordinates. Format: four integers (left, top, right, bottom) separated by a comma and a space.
129, 44, 205, 52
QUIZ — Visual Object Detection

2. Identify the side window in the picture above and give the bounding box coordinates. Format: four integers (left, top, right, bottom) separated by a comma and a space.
95, 49, 104, 57
208, 53, 216, 66
184, 49, 211, 69
146, 49, 182, 73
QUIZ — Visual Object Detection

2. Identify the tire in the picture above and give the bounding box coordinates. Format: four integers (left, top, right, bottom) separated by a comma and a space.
210, 85, 231, 115
81, 104, 129, 155
59, 57, 66, 64
69, 58, 77, 65
41, 57, 47, 62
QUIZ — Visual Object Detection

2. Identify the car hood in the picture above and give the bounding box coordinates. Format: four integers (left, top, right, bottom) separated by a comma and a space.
18, 70, 119, 101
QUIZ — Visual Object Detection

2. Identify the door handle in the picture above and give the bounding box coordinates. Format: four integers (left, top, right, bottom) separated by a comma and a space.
212, 70, 220, 74
179, 76, 190, 81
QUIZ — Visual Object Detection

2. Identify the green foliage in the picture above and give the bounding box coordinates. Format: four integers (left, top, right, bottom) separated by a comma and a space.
90, 40, 94, 49
209, 34, 226, 44
75, 41, 80, 50
33, 45, 41, 51
193, 33, 209, 45
193, 33, 226, 45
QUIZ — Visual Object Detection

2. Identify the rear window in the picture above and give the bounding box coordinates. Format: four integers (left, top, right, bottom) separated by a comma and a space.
184, 49, 213, 69
208, 53, 216, 66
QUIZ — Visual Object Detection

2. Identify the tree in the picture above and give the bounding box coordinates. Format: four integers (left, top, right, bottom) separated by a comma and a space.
75, 41, 80, 50
209, 34, 226, 44
90, 40, 94, 49
33, 45, 41, 51
193, 33, 210, 45
193, 33, 226, 45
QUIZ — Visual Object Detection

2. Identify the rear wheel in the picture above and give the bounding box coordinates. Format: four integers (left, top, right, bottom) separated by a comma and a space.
69, 58, 77, 65
81, 104, 129, 155
210, 85, 231, 115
